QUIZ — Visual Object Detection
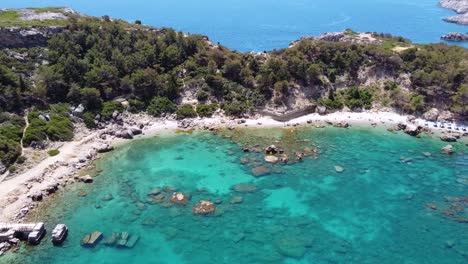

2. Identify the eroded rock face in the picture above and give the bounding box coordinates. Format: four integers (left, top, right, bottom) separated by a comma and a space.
192, 200, 215, 215
440, 0, 468, 14
0, 26, 66, 49
423, 108, 439, 121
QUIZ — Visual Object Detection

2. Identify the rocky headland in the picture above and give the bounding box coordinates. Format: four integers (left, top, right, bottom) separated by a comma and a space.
440, 0, 468, 25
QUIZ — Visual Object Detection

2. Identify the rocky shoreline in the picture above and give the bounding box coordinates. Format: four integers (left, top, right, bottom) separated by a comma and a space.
0, 108, 466, 255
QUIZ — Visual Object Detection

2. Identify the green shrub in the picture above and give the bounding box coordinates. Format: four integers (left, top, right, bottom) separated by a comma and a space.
83, 112, 97, 129
46, 115, 74, 141
47, 149, 60, 156
176, 104, 197, 120
196, 103, 217, 117
128, 98, 145, 113
147, 97, 177, 117
100, 101, 124, 120
16, 155, 26, 164
8, 165, 16, 172
222, 102, 248, 117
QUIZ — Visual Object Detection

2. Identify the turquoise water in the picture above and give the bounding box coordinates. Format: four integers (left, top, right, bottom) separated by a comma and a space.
1, 0, 468, 51
4, 126, 468, 263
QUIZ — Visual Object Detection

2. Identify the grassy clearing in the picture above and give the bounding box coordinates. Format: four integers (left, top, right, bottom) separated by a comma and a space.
29, 7, 63, 13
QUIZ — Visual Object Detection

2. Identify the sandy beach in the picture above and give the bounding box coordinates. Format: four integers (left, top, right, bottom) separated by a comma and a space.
0, 110, 465, 223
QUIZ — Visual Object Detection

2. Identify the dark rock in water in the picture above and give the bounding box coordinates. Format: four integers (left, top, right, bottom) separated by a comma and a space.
192, 200, 216, 215
78, 175, 94, 183
30, 192, 43, 202
81, 231, 103, 247
265, 145, 279, 155
170, 192, 189, 205
251, 166, 271, 177
274, 235, 307, 259
404, 124, 422, 136
440, 135, 457, 142
232, 183, 257, 193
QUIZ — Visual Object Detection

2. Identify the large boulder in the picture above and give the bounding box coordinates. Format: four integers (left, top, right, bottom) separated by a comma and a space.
423, 108, 439, 121
317, 105, 327, 115
265, 145, 279, 155
78, 175, 94, 183
192, 200, 216, 215
264, 155, 279, 164
72, 104, 85, 117
437, 111, 454, 122
404, 124, 422, 136
440, 135, 457, 142
441, 145, 453, 155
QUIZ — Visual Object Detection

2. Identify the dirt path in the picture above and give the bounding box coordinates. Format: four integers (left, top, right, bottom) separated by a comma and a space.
19, 110, 29, 157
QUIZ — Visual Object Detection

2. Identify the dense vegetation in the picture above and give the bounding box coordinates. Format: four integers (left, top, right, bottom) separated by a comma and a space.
0, 13, 467, 171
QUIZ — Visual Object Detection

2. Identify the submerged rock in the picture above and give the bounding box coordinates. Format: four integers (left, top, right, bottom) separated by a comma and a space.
147, 188, 162, 196
192, 200, 216, 215
102, 194, 114, 201
334, 166, 345, 173
275, 236, 308, 259
232, 183, 257, 193
251, 166, 271, 177
264, 155, 279, 164
230, 196, 244, 204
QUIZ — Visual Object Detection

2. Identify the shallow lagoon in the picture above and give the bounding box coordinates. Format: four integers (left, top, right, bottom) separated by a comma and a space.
5, 126, 468, 263
2, 0, 468, 51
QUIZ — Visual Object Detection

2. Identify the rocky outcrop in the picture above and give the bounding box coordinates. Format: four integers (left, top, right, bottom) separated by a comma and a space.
0, 26, 66, 49
192, 200, 215, 215
440, 134, 457, 142
441, 32, 468, 41
440, 0, 468, 26
291, 32, 382, 46
443, 14, 468, 26
440, 0, 468, 14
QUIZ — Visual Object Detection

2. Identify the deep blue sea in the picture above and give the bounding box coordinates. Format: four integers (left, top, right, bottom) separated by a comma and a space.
3, 126, 468, 264
1, 0, 467, 51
